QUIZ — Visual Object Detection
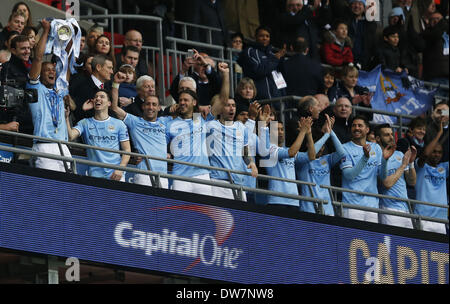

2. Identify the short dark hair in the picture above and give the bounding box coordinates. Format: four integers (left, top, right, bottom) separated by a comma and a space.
323, 66, 336, 78
293, 38, 309, 53
255, 25, 272, 37
434, 101, 448, 109
374, 123, 391, 137
332, 19, 348, 31
383, 25, 400, 38
352, 115, 370, 127
10, 35, 29, 49
121, 45, 140, 56
408, 117, 427, 129
231, 32, 244, 41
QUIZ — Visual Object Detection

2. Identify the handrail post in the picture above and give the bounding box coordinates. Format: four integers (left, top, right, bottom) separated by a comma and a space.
156, 18, 166, 104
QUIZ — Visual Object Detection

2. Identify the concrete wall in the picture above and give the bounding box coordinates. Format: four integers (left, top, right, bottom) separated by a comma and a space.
1, 0, 93, 31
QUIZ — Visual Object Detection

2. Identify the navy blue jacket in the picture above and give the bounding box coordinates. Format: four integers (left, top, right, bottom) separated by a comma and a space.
237, 42, 285, 100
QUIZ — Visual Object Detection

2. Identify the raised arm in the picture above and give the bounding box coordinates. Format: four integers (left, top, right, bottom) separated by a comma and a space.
418, 121, 444, 168
29, 19, 51, 81
110, 71, 128, 121
211, 62, 229, 117
288, 117, 312, 158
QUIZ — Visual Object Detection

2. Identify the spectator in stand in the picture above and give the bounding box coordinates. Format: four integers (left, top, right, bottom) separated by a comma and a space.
190, 0, 229, 50
0, 12, 26, 48
374, 25, 414, 74
117, 45, 140, 74
396, 116, 427, 200
339, 115, 394, 223
66, 90, 131, 181
22, 26, 37, 58
332, 97, 353, 144
93, 35, 116, 68
418, 0, 437, 32
237, 25, 286, 101
321, 20, 354, 67
234, 77, 258, 113
2, 30, 20, 51
421, 12, 448, 95
281, 38, 324, 97
122, 75, 156, 117
328, 65, 373, 121
375, 124, 417, 229
230, 32, 244, 83
86, 25, 103, 54
322, 66, 336, 97
117, 64, 137, 103
0, 35, 31, 88
11, 2, 33, 28
344, 0, 378, 70
397, 116, 427, 157
111, 71, 171, 189
170, 49, 222, 117
385, 6, 425, 78
278, 0, 321, 61
0, 49, 11, 64
415, 121, 448, 234
69, 54, 114, 123
115, 30, 150, 78
425, 101, 449, 162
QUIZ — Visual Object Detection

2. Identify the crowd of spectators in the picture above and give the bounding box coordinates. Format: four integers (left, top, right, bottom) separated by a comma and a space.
0, 0, 448, 234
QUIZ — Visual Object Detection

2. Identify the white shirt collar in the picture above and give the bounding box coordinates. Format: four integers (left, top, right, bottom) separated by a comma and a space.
91, 74, 103, 89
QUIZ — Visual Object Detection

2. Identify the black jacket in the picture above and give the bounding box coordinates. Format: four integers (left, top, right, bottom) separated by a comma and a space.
280, 53, 324, 97
237, 42, 284, 100
421, 19, 449, 80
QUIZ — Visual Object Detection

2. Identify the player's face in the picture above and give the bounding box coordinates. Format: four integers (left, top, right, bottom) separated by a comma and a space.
351, 119, 369, 140
239, 84, 255, 100
429, 144, 443, 166
222, 99, 236, 121
93, 91, 111, 111
378, 128, 394, 147
40, 63, 56, 88
178, 93, 196, 117
142, 96, 160, 122
411, 126, 426, 141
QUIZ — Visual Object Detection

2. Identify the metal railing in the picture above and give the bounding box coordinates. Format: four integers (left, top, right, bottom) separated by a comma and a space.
78, 14, 166, 105
1, 128, 448, 233
79, 0, 108, 28
321, 185, 449, 232
0, 130, 327, 209
173, 20, 223, 45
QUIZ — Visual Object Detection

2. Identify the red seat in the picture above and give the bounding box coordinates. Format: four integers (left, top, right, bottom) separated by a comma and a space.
104, 32, 125, 54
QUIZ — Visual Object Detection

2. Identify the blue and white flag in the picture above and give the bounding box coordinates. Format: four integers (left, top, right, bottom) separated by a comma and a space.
357, 65, 436, 124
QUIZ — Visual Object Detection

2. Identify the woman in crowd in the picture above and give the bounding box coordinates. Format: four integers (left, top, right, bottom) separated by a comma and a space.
322, 66, 336, 97
22, 26, 38, 58
11, 1, 33, 27
93, 35, 116, 67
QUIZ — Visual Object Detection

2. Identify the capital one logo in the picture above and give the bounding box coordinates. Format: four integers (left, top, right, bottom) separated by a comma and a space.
113, 205, 243, 271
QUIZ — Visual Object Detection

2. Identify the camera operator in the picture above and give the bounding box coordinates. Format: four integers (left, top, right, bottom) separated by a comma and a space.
0, 34, 34, 134
26, 19, 72, 172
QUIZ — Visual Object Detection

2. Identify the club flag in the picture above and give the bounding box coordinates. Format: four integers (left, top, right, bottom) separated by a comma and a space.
357, 65, 436, 124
